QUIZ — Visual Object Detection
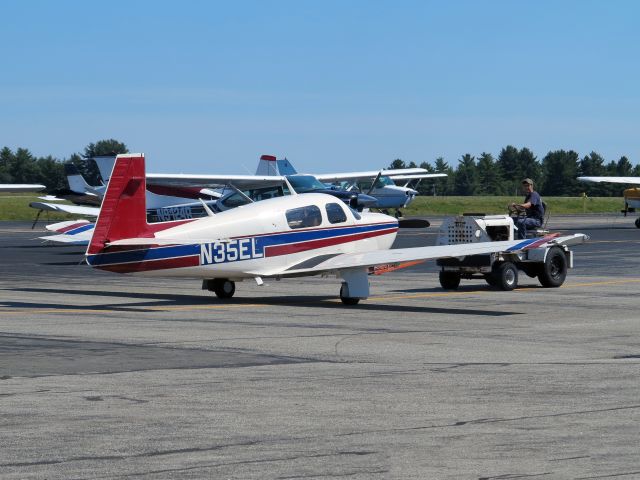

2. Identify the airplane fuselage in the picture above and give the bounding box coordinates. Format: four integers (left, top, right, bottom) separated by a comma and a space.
86, 193, 399, 278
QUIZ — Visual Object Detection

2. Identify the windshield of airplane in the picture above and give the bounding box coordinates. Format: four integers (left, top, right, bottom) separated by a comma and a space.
358, 176, 395, 191
286, 175, 327, 193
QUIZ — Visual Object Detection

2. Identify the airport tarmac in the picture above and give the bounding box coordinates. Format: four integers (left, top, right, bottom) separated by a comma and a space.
1, 215, 639, 479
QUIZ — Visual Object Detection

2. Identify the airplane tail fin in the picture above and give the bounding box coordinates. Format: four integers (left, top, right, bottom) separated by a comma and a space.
87, 154, 151, 255
91, 155, 117, 183
255, 154, 298, 176
255, 154, 278, 175
64, 163, 93, 193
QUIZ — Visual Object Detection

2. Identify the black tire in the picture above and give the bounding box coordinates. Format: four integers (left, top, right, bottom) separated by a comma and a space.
491, 262, 518, 291
340, 284, 360, 305
439, 271, 461, 290
484, 274, 498, 287
212, 278, 236, 298
635, 217, 640, 228
538, 247, 567, 288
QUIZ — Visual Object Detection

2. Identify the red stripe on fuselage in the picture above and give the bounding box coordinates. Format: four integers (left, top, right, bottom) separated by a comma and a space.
264, 227, 397, 257
96, 255, 200, 273
56, 222, 90, 233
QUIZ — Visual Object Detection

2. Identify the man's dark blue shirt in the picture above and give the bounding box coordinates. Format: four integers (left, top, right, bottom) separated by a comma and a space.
525, 191, 544, 221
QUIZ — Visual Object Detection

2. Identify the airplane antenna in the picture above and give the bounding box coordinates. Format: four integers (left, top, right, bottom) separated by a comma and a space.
198, 198, 215, 217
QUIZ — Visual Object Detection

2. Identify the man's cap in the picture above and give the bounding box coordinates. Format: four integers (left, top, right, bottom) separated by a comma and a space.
522, 178, 534, 185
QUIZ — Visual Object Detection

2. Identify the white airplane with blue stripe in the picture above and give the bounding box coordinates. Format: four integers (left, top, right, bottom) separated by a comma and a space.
86, 154, 577, 305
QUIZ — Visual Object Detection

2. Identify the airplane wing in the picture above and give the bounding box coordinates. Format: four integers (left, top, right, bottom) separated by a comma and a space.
106, 233, 588, 277
146, 173, 285, 190
314, 168, 429, 183
29, 201, 100, 217
0, 184, 46, 192
577, 176, 640, 185
389, 173, 448, 181
262, 234, 588, 277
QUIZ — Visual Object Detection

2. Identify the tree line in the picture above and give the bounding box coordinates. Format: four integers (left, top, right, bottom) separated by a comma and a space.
390, 146, 640, 197
0, 139, 128, 191
1, 140, 638, 197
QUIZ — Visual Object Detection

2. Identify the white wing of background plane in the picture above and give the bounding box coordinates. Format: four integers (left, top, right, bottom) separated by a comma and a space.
314, 168, 430, 183
0, 184, 46, 192
146, 173, 286, 190
578, 176, 640, 184
29, 202, 100, 217
389, 173, 448, 181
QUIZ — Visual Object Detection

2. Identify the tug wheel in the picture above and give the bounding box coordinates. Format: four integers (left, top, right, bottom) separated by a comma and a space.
635, 217, 640, 228
538, 247, 567, 288
439, 271, 461, 290
491, 262, 518, 291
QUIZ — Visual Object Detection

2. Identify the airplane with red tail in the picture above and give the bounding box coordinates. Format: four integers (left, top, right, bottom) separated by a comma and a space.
86, 154, 582, 305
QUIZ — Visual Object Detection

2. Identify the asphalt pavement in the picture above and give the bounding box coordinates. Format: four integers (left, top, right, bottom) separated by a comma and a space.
1, 216, 639, 479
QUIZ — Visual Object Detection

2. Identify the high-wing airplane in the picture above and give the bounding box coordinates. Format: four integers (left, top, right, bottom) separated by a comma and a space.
85, 154, 579, 305
0, 184, 45, 192
577, 176, 640, 228
254, 154, 447, 217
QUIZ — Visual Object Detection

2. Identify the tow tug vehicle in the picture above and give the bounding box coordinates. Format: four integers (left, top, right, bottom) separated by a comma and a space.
436, 214, 588, 291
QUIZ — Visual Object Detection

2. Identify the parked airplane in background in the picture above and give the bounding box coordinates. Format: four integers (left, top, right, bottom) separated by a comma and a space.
254, 154, 447, 217
577, 176, 640, 228
0, 184, 45, 192
86, 154, 566, 305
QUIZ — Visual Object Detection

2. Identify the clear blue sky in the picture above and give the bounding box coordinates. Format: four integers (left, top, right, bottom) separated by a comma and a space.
1, 0, 639, 173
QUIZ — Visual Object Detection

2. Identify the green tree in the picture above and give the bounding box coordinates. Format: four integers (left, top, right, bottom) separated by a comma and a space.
497, 145, 520, 194
476, 152, 504, 195
454, 154, 479, 195
434, 157, 455, 195
0, 147, 15, 183
388, 158, 406, 170
518, 147, 543, 192
35, 155, 66, 190
616, 156, 633, 176
541, 150, 580, 196
497, 146, 542, 194
10, 148, 39, 183
578, 152, 610, 196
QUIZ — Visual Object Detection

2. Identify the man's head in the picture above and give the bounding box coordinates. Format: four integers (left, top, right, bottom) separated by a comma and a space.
521, 178, 534, 193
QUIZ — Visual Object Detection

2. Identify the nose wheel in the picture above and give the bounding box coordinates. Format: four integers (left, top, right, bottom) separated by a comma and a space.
203, 278, 236, 299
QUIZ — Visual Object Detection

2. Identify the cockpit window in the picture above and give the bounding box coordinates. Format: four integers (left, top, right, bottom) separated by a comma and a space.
326, 202, 347, 224
286, 205, 323, 229
286, 175, 327, 193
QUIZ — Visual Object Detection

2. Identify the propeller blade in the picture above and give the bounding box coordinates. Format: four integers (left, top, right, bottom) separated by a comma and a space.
398, 218, 430, 229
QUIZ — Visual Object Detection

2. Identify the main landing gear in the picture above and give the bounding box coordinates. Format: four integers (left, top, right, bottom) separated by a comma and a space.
203, 278, 236, 299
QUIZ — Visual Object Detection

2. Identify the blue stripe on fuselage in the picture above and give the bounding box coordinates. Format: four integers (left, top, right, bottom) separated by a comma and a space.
67, 224, 95, 235
86, 222, 397, 266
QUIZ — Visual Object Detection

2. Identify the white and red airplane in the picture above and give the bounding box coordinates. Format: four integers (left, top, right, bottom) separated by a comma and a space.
578, 176, 640, 228
85, 154, 584, 305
